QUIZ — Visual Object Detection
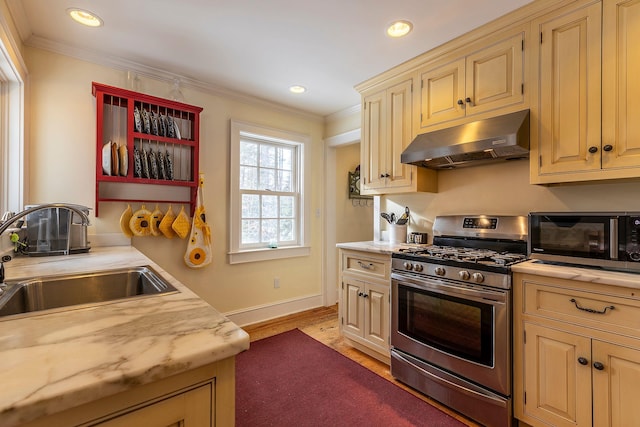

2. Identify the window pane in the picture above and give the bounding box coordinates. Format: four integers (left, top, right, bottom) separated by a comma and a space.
242, 219, 260, 244
280, 219, 294, 241
260, 144, 276, 168
241, 194, 260, 218
280, 196, 294, 218
259, 168, 276, 190
261, 219, 278, 242
240, 166, 257, 190
240, 141, 258, 166
278, 147, 293, 171
262, 195, 278, 218
277, 170, 292, 192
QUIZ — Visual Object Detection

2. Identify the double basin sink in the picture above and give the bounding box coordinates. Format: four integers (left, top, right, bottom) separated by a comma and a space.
0, 266, 178, 318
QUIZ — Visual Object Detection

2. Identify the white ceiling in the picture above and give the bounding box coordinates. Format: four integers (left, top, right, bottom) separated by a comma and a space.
7, 0, 533, 117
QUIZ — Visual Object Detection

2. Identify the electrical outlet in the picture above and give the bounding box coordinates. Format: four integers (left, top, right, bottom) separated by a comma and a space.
274, 277, 280, 288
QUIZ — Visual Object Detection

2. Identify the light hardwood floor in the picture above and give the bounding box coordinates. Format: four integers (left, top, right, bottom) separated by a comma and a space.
242, 305, 481, 427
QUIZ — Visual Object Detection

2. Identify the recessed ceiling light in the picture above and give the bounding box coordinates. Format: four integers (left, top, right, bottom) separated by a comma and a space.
387, 20, 413, 38
67, 8, 103, 27
289, 85, 306, 94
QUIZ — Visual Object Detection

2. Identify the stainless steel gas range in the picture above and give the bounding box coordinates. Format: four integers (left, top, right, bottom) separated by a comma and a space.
390, 215, 527, 427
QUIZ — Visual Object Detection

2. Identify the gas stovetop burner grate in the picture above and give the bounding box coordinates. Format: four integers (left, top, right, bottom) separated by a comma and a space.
395, 245, 527, 268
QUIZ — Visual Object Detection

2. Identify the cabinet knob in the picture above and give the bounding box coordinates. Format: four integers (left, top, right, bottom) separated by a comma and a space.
358, 292, 364, 297
593, 362, 605, 371
457, 99, 464, 106
465, 97, 472, 104
362, 293, 369, 298
578, 357, 588, 366
380, 173, 390, 178
588, 146, 598, 154
603, 144, 613, 152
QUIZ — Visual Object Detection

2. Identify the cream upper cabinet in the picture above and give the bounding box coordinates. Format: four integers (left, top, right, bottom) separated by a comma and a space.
532, 0, 640, 184
531, 1, 602, 179
416, 31, 525, 130
601, 0, 640, 170
417, 58, 466, 127
513, 272, 640, 427
360, 76, 436, 195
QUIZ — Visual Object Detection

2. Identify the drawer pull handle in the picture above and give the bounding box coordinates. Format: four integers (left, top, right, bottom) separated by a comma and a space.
357, 261, 374, 270
570, 298, 615, 315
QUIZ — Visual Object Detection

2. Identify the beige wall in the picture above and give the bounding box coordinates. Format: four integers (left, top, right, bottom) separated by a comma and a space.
335, 143, 372, 243
26, 47, 325, 317
381, 159, 640, 242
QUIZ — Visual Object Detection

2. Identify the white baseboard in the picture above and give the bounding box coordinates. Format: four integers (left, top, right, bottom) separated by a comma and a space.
224, 293, 324, 327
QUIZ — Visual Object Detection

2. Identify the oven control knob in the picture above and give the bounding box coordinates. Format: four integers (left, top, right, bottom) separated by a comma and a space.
459, 270, 470, 280
435, 267, 446, 276
403, 262, 413, 270
413, 264, 423, 272
472, 272, 485, 283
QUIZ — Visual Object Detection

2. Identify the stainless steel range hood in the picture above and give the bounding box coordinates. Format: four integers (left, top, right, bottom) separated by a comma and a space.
401, 109, 530, 169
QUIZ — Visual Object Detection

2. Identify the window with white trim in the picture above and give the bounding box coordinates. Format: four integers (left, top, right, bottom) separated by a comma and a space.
0, 21, 26, 215
229, 120, 310, 264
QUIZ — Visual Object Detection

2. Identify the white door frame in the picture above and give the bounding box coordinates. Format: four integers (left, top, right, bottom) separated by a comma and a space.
323, 128, 361, 306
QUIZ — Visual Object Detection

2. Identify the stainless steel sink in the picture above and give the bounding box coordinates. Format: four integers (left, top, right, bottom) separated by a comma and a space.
0, 266, 178, 318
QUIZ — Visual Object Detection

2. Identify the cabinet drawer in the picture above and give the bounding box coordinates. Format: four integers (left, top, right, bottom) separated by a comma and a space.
342, 252, 390, 281
524, 282, 640, 337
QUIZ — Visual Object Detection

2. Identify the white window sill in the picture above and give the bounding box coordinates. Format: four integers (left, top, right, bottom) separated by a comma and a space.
228, 246, 310, 264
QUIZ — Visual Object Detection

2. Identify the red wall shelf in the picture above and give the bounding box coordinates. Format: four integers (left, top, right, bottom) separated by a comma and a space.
92, 82, 203, 217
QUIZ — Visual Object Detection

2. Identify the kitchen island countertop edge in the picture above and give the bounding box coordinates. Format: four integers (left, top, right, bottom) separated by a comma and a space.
0, 245, 249, 426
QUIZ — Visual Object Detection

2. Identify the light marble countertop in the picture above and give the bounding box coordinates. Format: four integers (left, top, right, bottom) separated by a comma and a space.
0, 246, 250, 426
336, 240, 429, 254
512, 260, 640, 290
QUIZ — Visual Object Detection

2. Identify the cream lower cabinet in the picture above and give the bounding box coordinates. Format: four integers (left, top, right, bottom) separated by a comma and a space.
514, 272, 640, 427
96, 384, 211, 427
339, 249, 390, 364
22, 358, 235, 427
531, 0, 640, 184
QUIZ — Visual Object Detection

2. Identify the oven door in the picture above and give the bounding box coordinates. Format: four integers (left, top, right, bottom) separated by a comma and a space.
391, 271, 510, 396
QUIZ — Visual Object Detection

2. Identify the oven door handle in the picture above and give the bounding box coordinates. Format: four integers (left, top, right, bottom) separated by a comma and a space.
392, 273, 507, 303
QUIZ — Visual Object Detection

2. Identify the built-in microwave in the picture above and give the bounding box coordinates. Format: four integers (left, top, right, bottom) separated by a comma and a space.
529, 212, 640, 272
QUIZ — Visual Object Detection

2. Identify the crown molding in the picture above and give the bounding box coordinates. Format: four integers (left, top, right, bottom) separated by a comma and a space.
325, 103, 360, 123
23, 34, 325, 123
324, 128, 361, 147
5, 0, 31, 43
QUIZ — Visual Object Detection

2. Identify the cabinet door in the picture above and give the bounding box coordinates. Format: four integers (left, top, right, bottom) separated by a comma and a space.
417, 58, 465, 128
342, 278, 365, 337
534, 2, 602, 176
383, 78, 414, 190
465, 33, 524, 116
522, 322, 592, 427
363, 281, 389, 352
96, 385, 211, 426
361, 90, 387, 190
592, 340, 640, 427
602, 0, 640, 170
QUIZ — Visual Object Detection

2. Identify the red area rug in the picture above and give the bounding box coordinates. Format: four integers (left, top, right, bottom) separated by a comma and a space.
236, 329, 466, 426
